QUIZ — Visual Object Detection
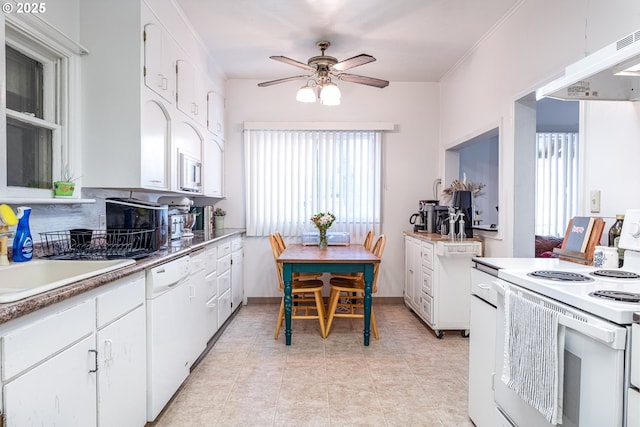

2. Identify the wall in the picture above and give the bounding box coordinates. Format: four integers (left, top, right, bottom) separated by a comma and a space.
440, 0, 640, 256
223, 80, 439, 298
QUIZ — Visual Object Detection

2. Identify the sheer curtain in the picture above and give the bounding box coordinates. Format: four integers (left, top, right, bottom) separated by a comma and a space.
244, 128, 382, 242
535, 132, 579, 237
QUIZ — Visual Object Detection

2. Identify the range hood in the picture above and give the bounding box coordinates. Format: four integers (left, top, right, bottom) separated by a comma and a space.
537, 29, 640, 101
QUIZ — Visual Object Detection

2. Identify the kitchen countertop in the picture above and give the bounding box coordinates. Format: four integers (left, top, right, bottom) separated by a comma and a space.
403, 230, 484, 243
0, 228, 246, 325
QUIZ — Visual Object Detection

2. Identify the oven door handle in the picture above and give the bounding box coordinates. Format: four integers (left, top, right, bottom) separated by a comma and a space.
558, 315, 615, 346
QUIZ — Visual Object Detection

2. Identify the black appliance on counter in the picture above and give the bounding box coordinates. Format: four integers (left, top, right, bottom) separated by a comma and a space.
451, 190, 473, 238
105, 198, 168, 251
409, 200, 439, 232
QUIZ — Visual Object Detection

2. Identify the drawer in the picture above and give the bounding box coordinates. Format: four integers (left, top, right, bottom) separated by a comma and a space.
206, 270, 217, 298
96, 272, 145, 328
205, 245, 218, 274
421, 268, 433, 297
420, 293, 433, 324
217, 270, 231, 296
421, 242, 434, 269
217, 240, 232, 258
2, 299, 95, 380
190, 249, 206, 273
217, 254, 231, 273
231, 238, 243, 252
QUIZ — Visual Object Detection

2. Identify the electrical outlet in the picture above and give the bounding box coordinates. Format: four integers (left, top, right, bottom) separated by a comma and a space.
590, 190, 601, 213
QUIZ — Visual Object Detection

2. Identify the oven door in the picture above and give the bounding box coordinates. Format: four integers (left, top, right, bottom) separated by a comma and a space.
493, 279, 627, 427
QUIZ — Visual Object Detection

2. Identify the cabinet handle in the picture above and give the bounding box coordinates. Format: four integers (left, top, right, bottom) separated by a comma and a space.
162, 77, 168, 90
89, 349, 98, 373
103, 339, 113, 363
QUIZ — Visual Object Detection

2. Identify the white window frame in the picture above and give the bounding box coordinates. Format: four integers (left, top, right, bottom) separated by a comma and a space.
1, 14, 83, 199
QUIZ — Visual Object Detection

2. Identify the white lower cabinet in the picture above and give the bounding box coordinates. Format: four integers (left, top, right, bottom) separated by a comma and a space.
403, 234, 482, 337
96, 305, 146, 427
1, 272, 146, 427
231, 237, 244, 309
188, 249, 208, 366
4, 334, 97, 426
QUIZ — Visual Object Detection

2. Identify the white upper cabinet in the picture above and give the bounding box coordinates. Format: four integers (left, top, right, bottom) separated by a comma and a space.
177, 60, 207, 127
203, 137, 223, 197
141, 99, 170, 189
143, 23, 176, 104
80, 0, 224, 194
207, 91, 225, 141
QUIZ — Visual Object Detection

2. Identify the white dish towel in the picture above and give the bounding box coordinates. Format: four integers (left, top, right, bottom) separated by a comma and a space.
501, 286, 565, 425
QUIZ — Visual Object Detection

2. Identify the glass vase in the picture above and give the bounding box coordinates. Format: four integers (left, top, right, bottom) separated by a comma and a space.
318, 229, 328, 248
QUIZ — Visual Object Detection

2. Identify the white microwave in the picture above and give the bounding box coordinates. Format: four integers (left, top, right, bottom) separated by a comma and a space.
179, 151, 202, 193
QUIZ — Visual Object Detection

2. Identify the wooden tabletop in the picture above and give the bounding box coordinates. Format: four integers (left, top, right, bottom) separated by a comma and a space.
278, 244, 380, 263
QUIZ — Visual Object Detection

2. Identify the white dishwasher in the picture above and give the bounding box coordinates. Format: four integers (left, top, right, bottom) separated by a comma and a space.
146, 255, 191, 422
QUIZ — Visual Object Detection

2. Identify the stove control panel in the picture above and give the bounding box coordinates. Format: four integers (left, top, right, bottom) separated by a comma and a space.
619, 209, 640, 251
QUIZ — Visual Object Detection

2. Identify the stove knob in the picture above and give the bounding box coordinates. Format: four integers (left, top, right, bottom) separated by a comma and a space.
632, 222, 640, 238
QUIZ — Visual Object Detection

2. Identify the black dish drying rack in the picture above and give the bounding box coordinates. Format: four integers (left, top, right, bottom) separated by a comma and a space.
39, 229, 156, 260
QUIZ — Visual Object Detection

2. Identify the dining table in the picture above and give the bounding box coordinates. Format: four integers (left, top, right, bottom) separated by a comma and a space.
277, 244, 381, 345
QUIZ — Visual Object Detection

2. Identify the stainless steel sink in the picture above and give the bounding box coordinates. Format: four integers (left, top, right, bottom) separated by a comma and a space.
0, 259, 136, 303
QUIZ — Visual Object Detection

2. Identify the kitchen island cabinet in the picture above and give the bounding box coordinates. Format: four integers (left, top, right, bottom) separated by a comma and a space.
403, 232, 482, 337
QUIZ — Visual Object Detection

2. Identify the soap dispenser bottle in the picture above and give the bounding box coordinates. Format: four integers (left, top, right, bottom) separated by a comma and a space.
12, 206, 33, 262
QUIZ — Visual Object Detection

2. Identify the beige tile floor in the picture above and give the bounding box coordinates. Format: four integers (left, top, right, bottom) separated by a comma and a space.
154, 302, 473, 427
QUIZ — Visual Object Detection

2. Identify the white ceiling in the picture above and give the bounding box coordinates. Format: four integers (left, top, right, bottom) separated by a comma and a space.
174, 0, 521, 83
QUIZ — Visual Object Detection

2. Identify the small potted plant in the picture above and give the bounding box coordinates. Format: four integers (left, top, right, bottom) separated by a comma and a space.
213, 207, 226, 230
53, 166, 79, 197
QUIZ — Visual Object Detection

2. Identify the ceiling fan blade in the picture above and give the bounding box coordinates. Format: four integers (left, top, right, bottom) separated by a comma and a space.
257, 75, 311, 87
331, 54, 376, 71
270, 56, 316, 71
337, 73, 389, 88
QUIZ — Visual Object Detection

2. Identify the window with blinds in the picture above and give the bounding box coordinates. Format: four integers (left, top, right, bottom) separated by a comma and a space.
244, 129, 382, 241
535, 132, 579, 237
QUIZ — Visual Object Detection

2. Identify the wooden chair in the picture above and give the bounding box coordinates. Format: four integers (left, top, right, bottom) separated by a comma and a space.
269, 234, 327, 339
325, 234, 386, 339
274, 232, 322, 280
330, 229, 375, 281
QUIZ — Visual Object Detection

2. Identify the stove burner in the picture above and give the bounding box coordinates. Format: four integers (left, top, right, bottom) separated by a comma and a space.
528, 270, 594, 282
590, 290, 640, 303
591, 270, 640, 279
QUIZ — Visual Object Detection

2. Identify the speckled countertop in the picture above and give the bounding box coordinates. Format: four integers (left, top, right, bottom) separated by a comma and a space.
403, 230, 484, 243
0, 228, 245, 324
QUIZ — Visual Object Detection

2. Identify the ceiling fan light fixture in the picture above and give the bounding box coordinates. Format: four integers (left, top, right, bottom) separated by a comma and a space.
320, 82, 341, 106
296, 85, 316, 103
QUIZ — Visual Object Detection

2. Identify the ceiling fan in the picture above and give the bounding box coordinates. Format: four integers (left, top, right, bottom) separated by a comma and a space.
258, 41, 389, 104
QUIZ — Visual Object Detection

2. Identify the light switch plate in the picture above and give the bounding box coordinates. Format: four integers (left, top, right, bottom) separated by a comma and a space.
590, 190, 601, 213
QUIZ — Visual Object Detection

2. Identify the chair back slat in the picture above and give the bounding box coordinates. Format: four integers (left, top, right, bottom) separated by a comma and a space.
269, 234, 285, 292
363, 230, 375, 251
371, 235, 386, 293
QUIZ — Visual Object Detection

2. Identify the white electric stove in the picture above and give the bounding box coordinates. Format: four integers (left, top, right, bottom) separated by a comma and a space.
474, 209, 640, 427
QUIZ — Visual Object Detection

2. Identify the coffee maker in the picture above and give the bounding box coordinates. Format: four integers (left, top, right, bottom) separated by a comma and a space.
409, 200, 439, 232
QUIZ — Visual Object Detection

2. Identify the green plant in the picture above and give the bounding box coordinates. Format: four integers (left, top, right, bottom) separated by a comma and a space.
213, 207, 226, 217
58, 165, 80, 183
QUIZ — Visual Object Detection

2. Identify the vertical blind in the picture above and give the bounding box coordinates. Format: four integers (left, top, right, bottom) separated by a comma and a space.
244, 129, 382, 242
535, 132, 579, 237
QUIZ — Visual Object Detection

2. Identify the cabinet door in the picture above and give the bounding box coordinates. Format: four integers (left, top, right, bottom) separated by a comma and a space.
203, 137, 223, 197
207, 90, 225, 139
231, 245, 244, 310
218, 288, 231, 326
97, 306, 146, 427
188, 268, 208, 366
404, 237, 420, 309
176, 60, 206, 126
143, 23, 175, 104
141, 98, 169, 189
4, 335, 97, 427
